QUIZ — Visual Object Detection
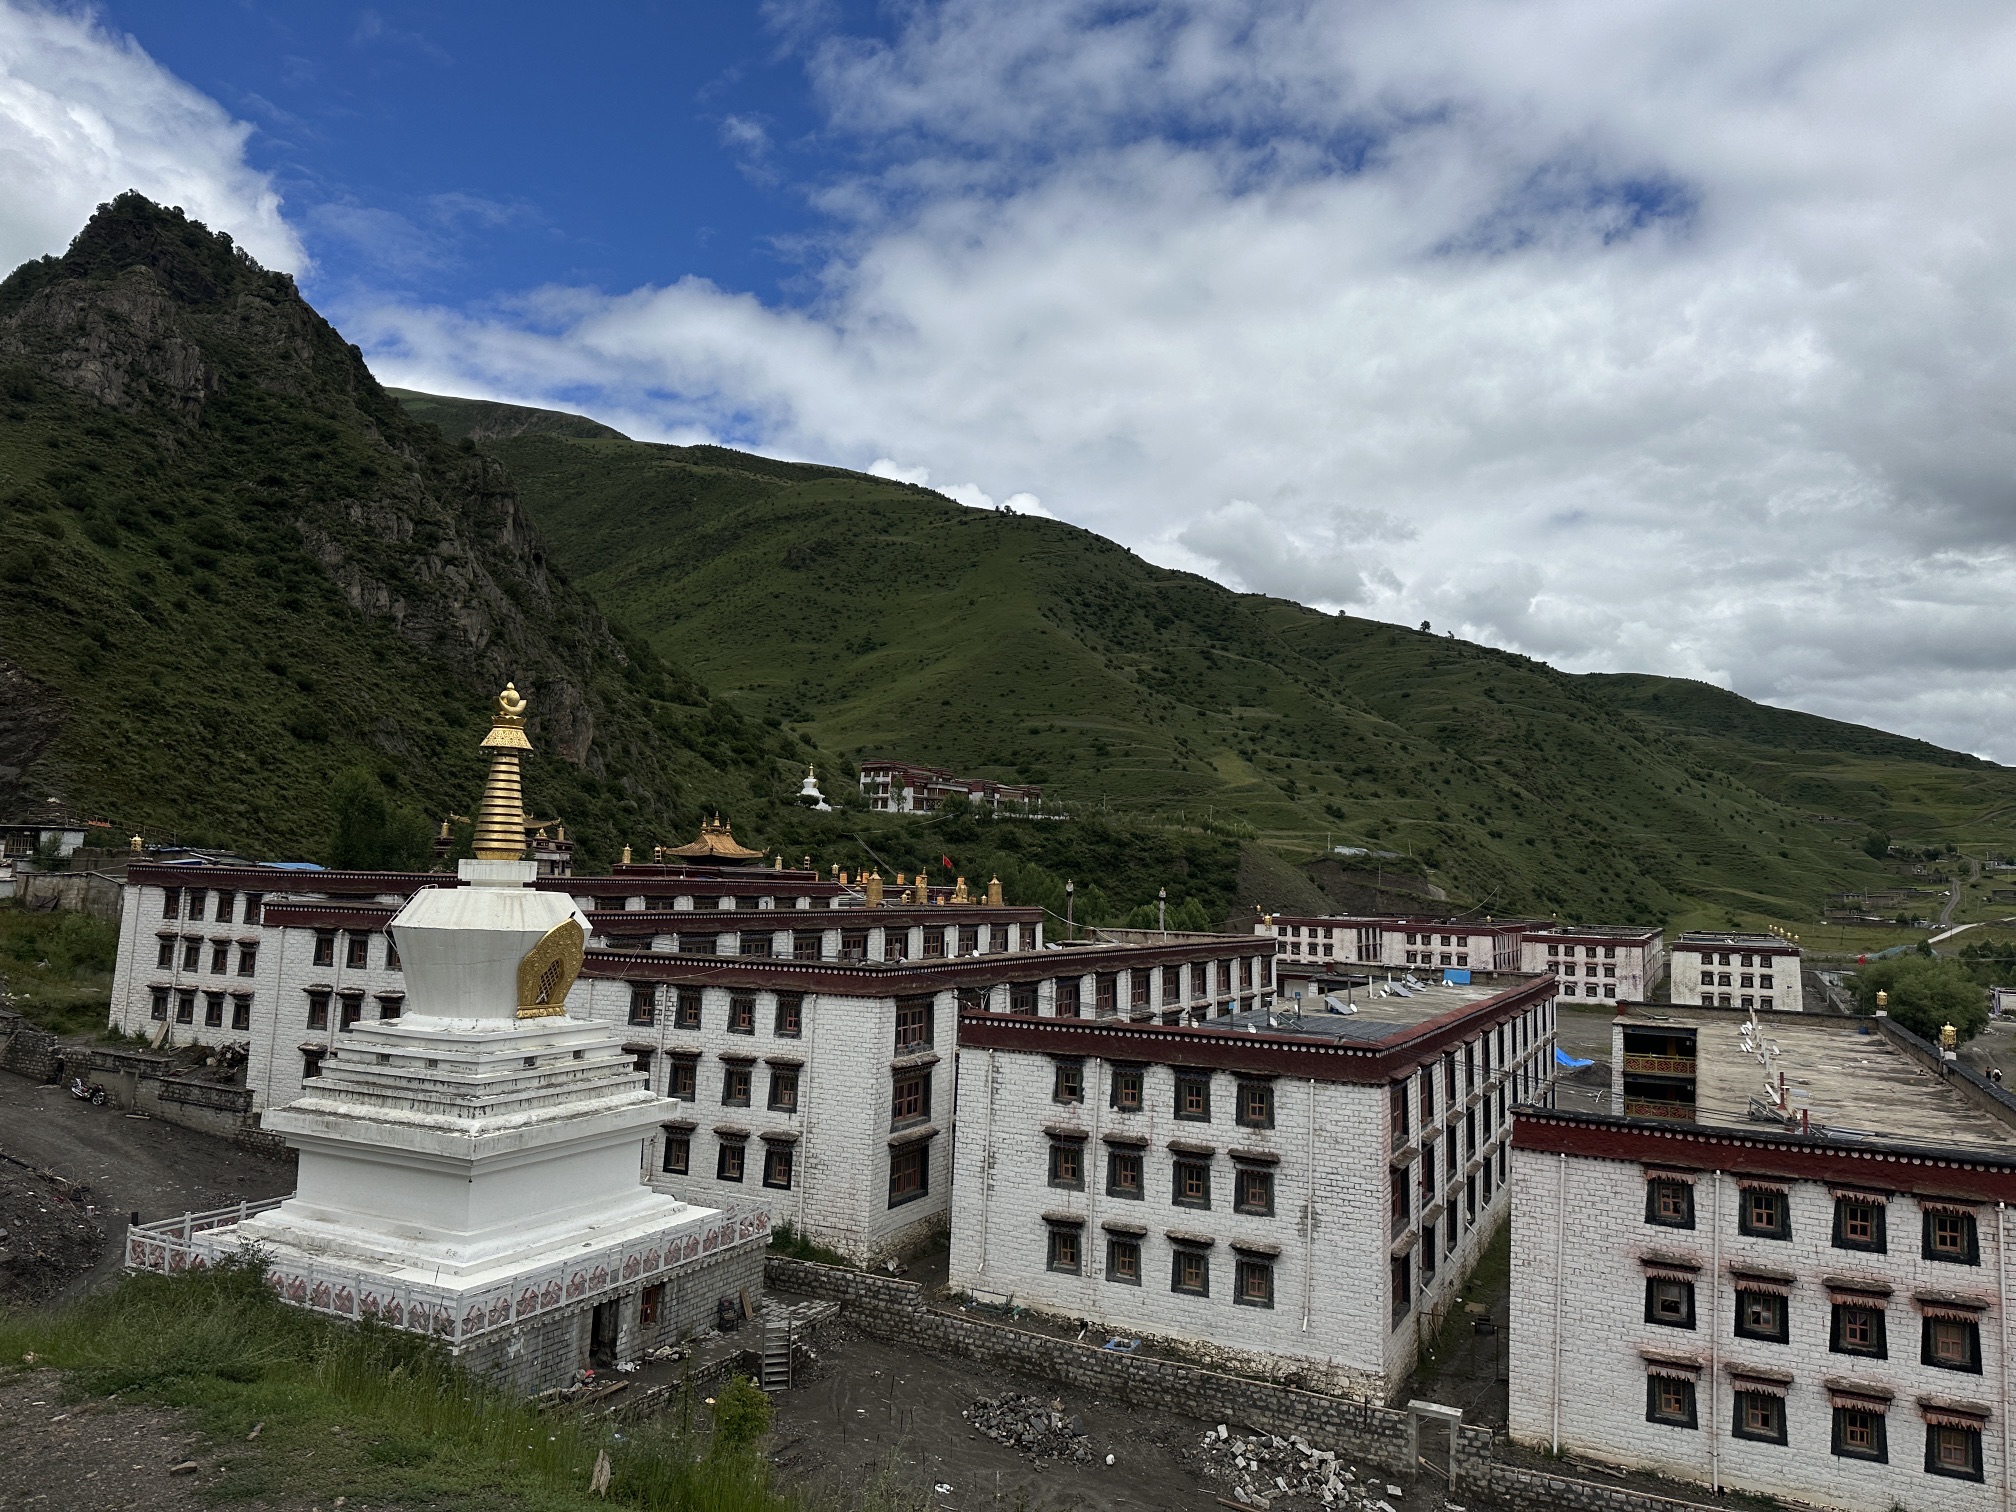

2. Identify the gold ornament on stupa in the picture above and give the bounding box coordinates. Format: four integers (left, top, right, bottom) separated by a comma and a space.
473, 683, 531, 861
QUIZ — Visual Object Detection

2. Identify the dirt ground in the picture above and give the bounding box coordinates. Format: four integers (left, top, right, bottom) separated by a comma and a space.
0, 1156, 104, 1307
0, 1068, 296, 1302
0, 1370, 330, 1512
771, 1324, 1490, 1512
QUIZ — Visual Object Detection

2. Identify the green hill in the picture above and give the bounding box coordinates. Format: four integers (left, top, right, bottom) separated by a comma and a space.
400, 393, 2016, 928
0, 197, 817, 866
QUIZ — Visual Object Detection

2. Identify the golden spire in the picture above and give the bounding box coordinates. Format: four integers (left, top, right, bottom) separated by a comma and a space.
473, 683, 532, 861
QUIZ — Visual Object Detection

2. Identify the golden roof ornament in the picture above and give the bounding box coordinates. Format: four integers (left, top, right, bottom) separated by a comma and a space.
472, 683, 531, 861
517, 917, 585, 1019
986, 876, 1003, 906
865, 870, 885, 907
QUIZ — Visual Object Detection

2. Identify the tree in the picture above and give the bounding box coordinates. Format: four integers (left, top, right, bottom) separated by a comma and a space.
326, 768, 436, 872
1862, 831, 1891, 860
710, 1375, 773, 1452
1849, 954, 1988, 1042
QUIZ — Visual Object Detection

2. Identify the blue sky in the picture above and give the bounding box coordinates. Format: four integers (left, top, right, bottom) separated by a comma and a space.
6, 2, 2016, 761
93, 3, 839, 307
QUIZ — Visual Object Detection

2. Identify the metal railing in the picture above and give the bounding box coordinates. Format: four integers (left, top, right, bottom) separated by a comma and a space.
126, 1197, 772, 1344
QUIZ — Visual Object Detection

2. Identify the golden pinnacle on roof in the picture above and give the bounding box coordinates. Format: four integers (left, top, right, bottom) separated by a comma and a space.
473, 683, 532, 862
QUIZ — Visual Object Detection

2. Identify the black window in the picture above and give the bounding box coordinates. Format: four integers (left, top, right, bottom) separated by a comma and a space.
1110, 1066, 1144, 1111
1010, 981, 1038, 1015
210, 942, 231, 975
185, 889, 206, 922
1236, 1080, 1274, 1128
722, 1065, 752, 1106
774, 994, 803, 1037
383, 933, 399, 970
661, 1130, 690, 1175
182, 938, 201, 971
740, 930, 774, 958
1046, 1227, 1081, 1275
305, 990, 330, 1030
1049, 1140, 1085, 1190
237, 943, 258, 977
203, 992, 225, 1027
302, 1049, 324, 1081
1053, 1061, 1084, 1103
345, 932, 369, 969
668, 1057, 697, 1100
1170, 1247, 1209, 1296
1107, 1148, 1143, 1199
888, 1145, 928, 1206
1644, 1277, 1695, 1329
1106, 1237, 1141, 1284
1731, 1391, 1786, 1445
1645, 1179, 1694, 1229
1922, 1316, 1982, 1373
1055, 978, 1081, 1017
768, 1068, 799, 1112
1738, 1187, 1789, 1239
1923, 1209, 1980, 1265
376, 995, 401, 1021
1234, 1256, 1273, 1309
1235, 1165, 1274, 1216
1830, 1303, 1886, 1358
1831, 1407, 1886, 1463
1734, 1290, 1788, 1344
762, 1145, 794, 1191
231, 995, 252, 1031
728, 992, 756, 1034
675, 989, 703, 1029
895, 997, 934, 1051
1832, 1196, 1885, 1252
678, 933, 717, 956
1926, 1422, 1985, 1481
716, 1140, 746, 1182
1645, 1376, 1698, 1429
162, 887, 181, 919
628, 984, 657, 1026
1172, 1157, 1211, 1210
1175, 1073, 1211, 1121
156, 937, 174, 969
793, 931, 822, 961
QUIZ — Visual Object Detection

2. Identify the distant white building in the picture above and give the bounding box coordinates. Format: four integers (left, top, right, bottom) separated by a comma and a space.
1256, 915, 1666, 1004
1670, 932, 1803, 1013
1522, 925, 1667, 1004
950, 969, 1560, 1400
860, 759, 1043, 815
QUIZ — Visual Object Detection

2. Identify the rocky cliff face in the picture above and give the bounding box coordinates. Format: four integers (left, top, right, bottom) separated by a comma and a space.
0, 195, 804, 859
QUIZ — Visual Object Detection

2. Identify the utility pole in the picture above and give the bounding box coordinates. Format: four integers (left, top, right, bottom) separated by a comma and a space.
1065, 880, 1075, 942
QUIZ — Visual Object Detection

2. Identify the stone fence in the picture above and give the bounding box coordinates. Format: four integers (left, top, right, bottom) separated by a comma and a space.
764, 1256, 1751, 1512
18, 870, 124, 922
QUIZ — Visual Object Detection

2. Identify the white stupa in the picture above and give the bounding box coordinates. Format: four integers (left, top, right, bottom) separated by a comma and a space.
130, 686, 768, 1388
797, 764, 832, 812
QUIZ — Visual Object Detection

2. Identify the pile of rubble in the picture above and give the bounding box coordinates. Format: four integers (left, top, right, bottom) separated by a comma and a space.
962, 1392, 1094, 1465
1191, 1425, 1429, 1511
0, 1156, 103, 1308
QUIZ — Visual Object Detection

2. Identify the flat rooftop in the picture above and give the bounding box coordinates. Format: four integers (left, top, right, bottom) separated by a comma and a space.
1673, 931, 1796, 948
1229, 972, 1538, 1044
1619, 1003, 2016, 1153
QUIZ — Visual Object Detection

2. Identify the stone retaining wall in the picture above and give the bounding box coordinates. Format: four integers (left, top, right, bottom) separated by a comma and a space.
767, 1256, 1754, 1512
0, 1010, 61, 1082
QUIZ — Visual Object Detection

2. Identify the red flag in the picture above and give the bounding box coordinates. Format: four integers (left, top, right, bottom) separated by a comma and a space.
941, 854, 953, 870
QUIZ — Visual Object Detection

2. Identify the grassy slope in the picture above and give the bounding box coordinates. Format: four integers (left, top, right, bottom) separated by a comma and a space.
395, 401, 2016, 927
0, 200, 817, 868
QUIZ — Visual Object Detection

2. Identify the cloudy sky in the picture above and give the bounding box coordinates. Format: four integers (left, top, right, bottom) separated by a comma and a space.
6, 3, 2016, 759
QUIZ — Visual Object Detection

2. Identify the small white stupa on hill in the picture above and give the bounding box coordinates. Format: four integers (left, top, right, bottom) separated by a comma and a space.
128, 685, 769, 1390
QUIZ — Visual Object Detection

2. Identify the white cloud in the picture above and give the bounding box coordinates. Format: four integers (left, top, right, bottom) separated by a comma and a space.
337, 2, 2016, 759
0, 3, 300, 274
869, 456, 1052, 516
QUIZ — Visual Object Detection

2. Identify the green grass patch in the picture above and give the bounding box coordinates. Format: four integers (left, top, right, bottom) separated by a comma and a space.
0, 899, 117, 1035
767, 1224, 856, 1271
0, 1261, 913, 1511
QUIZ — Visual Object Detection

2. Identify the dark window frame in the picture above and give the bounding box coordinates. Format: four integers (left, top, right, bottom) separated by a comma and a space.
1234, 1255, 1274, 1309
1829, 1302, 1887, 1359
1738, 1186, 1790, 1240
1925, 1422, 1985, 1481
1645, 1376, 1698, 1430
1106, 1148, 1143, 1200
1171, 1157, 1212, 1211
1730, 1391, 1787, 1446
1830, 1406, 1886, 1463
1174, 1072, 1212, 1122
1832, 1196, 1886, 1253
1923, 1209, 1980, 1265
1645, 1178, 1694, 1229
1106, 1236, 1141, 1285
1046, 1226, 1082, 1275
1922, 1315, 1983, 1374
716, 1139, 746, 1183
1048, 1140, 1085, 1191
1733, 1289, 1789, 1345
1234, 1163, 1275, 1217
1053, 1060, 1085, 1104
1236, 1079, 1275, 1129
1170, 1246, 1210, 1297
1644, 1277, 1696, 1330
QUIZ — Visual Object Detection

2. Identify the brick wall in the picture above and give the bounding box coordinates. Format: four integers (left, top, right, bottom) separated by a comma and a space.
0, 1009, 61, 1081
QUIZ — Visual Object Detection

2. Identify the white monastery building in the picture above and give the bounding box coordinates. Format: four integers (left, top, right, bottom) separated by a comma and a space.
1510, 1001, 2013, 1512
1256, 915, 1664, 1004
949, 969, 1561, 1400
126, 687, 767, 1391
1670, 931, 1804, 1013
860, 758, 1044, 815
1523, 925, 1666, 1005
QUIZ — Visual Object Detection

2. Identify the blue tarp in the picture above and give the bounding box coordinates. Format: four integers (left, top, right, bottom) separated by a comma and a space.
1555, 1047, 1594, 1069
1442, 967, 1472, 985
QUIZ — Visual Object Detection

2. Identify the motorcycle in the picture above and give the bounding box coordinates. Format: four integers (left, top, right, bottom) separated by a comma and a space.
67, 1076, 109, 1106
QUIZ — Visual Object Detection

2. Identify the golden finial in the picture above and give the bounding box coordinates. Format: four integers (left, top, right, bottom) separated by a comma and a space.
1941, 1023, 1959, 1051
953, 876, 969, 903
473, 683, 532, 861
913, 873, 928, 905
128, 833, 143, 853
866, 869, 884, 907
621, 844, 632, 865
986, 876, 1003, 906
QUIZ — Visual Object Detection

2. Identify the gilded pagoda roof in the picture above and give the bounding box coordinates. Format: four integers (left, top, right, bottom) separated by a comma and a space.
662, 815, 764, 863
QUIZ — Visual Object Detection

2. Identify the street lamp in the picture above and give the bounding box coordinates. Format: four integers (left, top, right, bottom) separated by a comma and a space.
1065, 880, 1075, 941
1158, 886, 1167, 934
